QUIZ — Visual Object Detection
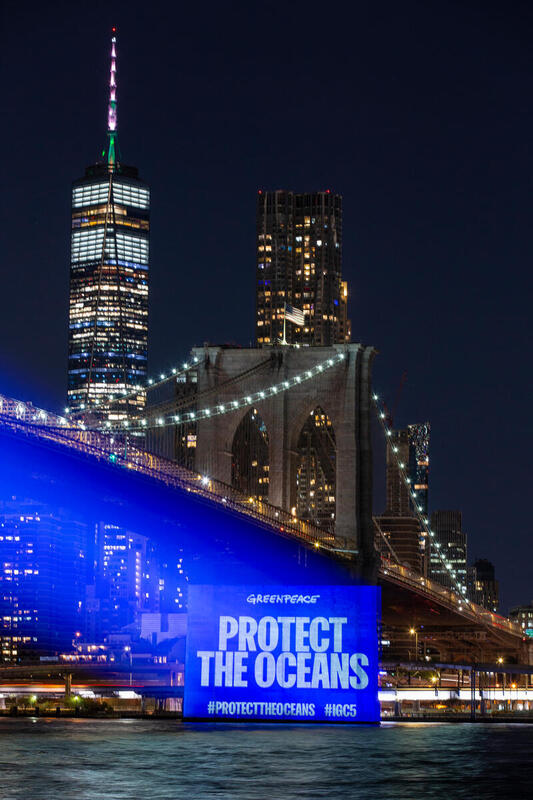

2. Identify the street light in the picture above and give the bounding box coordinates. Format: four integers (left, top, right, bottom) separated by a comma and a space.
409, 627, 419, 662
497, 657, 506, 691
124, 645, 133, 687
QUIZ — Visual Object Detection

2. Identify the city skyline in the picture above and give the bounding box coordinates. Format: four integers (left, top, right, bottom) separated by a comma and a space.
1, 2, 531, 611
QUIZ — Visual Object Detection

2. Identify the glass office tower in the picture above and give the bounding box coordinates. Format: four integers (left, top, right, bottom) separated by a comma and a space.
429, 510, 467, 592
408, 422, 430, 517
68, 30, 150, 412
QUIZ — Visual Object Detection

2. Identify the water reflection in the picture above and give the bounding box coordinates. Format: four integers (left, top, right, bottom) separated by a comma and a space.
0, 719, 531, 800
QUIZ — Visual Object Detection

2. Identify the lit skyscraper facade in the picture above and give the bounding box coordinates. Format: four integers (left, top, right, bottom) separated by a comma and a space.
86, 524, 150, 636
256, 191, 351, 346
429, 510, 467, 592
0, 499, 88, 662
408, 422, 430, 517
68, 30, 150, 411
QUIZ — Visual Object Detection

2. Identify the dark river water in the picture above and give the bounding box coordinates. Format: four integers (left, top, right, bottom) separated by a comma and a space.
0, 718, 531, 799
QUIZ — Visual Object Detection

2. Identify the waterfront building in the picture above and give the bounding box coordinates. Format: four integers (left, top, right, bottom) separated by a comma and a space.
408, 422, 430, 518
0, 499, 88, 661
256, 191, 351, 346
68, 29, 150, 412
467, 558, 499, 612
509, 602, 533, 638
429, 510, 467, 592
140, 613, 187, 647
156, 551, 187, 613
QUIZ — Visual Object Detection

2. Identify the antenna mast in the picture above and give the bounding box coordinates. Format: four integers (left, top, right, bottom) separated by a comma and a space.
107, 27, 118, 169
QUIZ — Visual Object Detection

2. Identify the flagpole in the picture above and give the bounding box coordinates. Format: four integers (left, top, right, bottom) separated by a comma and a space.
282, 301, 287, 345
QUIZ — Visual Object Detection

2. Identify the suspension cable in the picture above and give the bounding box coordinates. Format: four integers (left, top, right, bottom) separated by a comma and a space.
372, 393, 469, 602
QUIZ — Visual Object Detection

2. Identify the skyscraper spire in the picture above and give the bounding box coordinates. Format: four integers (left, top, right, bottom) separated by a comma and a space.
69, 28, 150, 415
107, 27, 118, 169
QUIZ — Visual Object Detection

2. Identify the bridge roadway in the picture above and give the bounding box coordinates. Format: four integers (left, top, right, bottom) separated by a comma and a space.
0, 393, 528, 663
2, 661, 532, 714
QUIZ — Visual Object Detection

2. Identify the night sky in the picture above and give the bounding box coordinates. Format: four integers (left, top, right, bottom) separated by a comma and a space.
2, 1, 531, 611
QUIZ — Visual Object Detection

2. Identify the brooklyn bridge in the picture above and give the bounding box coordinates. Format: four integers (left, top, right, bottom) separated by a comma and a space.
1, 341, 529, 681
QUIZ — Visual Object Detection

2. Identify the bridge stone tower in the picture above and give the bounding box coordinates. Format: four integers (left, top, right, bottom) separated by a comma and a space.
192, 343, 377, 579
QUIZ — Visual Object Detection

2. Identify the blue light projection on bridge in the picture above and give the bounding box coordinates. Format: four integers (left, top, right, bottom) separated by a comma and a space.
0, 428, 362, 664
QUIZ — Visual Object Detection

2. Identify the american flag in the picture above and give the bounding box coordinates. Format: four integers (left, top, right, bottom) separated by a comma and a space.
285, 304, 305, 326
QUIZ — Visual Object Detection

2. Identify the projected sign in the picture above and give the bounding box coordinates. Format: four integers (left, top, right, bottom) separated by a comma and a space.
184, 585, 380, 723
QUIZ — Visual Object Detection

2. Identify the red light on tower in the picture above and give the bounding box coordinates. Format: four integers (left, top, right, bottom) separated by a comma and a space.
258, 189, 263, 194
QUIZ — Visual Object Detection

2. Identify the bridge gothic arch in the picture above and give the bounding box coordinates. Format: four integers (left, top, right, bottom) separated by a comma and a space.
231, 408, 270, 501
292, 406, 336, 533
192, 343, 377, 577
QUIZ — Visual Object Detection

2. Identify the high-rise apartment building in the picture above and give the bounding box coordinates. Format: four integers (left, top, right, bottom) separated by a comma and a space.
429, 510, 467, 592
408, 423, 430, 517
68, 30, 150, 412
256, 191, 351, 346
86, 523, 151, 638
85, 523, 187, 643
